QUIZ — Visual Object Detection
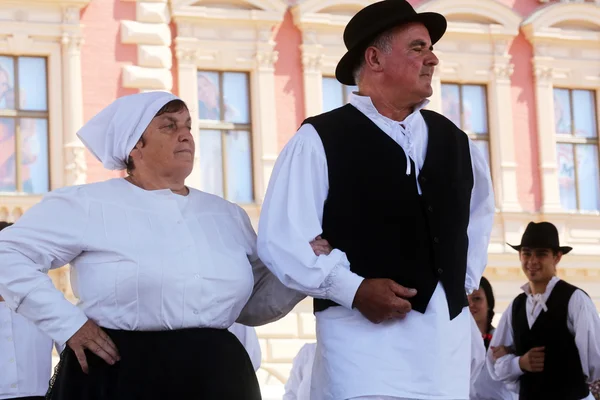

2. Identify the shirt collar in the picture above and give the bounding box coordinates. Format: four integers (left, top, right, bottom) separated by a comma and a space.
520, 275, 560, 296
348, 92, 429, 129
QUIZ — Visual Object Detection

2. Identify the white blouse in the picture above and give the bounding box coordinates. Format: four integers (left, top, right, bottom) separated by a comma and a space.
283, 342, 317, 400
257, 93, 495, 400
470, 328, 516, 400
0, 302, 53, 399
487, 277, 600, 400
0, 178, 304, 347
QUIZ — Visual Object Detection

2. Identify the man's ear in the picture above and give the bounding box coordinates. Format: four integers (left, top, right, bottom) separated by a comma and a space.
364, 47, 385, 73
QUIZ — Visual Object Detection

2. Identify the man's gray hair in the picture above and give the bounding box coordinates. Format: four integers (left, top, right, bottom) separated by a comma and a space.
352, 28, 396, 87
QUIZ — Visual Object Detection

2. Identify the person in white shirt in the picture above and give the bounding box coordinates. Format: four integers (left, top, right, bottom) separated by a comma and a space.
0, 91, 312, 400
284, 342, 317, 400
0, 221, 53, 400
487, 221, 600, 400
256, 0, 495, 398
228, 323, 261, 372
468, 276, 516, 400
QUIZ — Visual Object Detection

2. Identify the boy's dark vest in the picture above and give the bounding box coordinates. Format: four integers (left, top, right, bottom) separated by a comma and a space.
303, 104, 473, 319
512, 280, 589, 400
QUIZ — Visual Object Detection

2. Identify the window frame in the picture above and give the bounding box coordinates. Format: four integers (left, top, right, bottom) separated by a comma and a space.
172, 2, 285, 207
321, 76, 355, 112
0, 55, 51, 194
553, 87, 600, 211
197, 70, 255, 203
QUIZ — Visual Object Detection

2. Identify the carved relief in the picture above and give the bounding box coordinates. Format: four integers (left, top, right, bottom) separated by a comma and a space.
534, 65, 554, 82
492, 63, 515, 80
255, 50, 279, 68
302, 53, 323, 72
64, 144, 88, 187
175, 47, 199, 63
62, 6, 80, 24
61, 33, 84, 51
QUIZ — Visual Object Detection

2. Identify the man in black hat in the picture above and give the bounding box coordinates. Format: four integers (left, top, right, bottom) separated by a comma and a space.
257, 0, 495, 398
487, 221, 600, 400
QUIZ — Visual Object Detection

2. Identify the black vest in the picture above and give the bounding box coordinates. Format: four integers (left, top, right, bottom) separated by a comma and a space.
304, 104, 473, 320
512, 280, 589, 400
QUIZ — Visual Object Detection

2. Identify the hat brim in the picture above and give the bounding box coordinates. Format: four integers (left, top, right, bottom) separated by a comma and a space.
335, 12, 447, 86
507, 243, 573, 255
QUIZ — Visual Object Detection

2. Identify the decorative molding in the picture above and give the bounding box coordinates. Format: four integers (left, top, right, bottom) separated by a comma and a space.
122, 65, 173, 89
255, 50, 279, 69
4, 33, 35, 55
61, 32, 84, 50
62, 6, 80, 24
139, 45, 172, 69
492, 63, 515, 80
120, 1, 173, 91
301, 53, 323, 72
0, 196, 43, 222
418, 0, 523, 214
64, 144, 87, 186
175, 47, 199, 63
533, 65, 554, 82
522, 1, 600, 214
171, 0, 286, 203
137, 2, 170, 23
0, 0, 90, 191
120, 20, 171, 46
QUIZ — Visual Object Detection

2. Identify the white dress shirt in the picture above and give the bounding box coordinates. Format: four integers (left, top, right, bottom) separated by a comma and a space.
284, 342, 317, 400
0, 178, 304, 347
228, 322, 262, 372
487, 276, 600, 400
0, 302, 53, 399
257, 93, 495, 400
470, 329, 516, 400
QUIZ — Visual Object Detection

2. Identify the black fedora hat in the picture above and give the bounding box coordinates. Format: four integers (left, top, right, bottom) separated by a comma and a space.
335, 0, 447, 86
507, 221, 572, 254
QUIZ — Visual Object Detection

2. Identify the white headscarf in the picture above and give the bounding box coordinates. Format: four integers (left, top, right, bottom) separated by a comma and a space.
77, 91, 182, 170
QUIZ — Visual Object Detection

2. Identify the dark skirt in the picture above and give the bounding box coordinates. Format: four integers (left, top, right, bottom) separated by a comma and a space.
46, 327, 261, 400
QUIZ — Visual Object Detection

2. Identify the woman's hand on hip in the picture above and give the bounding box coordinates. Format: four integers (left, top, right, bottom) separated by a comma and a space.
66, 319, 120, 374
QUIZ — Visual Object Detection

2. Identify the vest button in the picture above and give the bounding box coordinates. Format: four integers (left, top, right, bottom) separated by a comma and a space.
433, 237, 440, 243
438, 268, 443, 274
420, 176, 427, 182
427, 205, 433, 212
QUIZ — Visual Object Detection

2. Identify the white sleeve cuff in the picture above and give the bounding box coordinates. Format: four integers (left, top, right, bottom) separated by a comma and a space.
325, 254, 364, 309
510, 356, 524, 377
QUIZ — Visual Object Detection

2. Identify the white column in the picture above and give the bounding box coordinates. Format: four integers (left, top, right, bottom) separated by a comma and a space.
61, 32, 87, 186
301, 47, 324, 117
176, 48, 201, 189
489, 62, 521, 212
533, 62, 562, 213
252, 49, 279, 204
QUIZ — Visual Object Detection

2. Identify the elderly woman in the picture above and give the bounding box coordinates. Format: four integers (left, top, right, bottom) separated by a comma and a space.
0, 92, 310, 399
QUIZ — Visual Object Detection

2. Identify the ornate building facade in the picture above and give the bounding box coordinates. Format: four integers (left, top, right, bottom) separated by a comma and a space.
0, 0, 599, 396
